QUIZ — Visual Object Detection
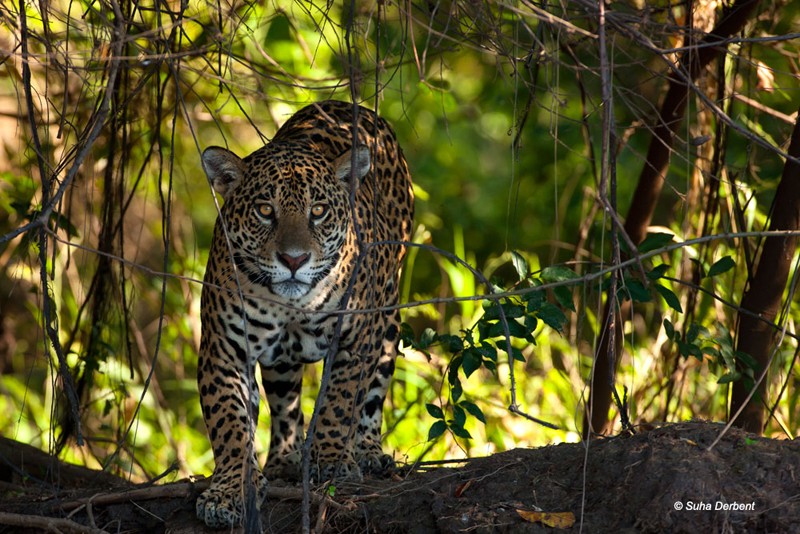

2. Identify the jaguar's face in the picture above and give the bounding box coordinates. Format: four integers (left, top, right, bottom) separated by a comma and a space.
203, 142, 371, 300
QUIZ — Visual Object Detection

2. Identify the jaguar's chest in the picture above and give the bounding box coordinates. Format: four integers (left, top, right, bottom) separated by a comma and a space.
236, 298, 341, 367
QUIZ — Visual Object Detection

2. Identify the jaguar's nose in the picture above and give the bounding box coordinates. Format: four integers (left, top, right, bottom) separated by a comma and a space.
277, 252, 310, 274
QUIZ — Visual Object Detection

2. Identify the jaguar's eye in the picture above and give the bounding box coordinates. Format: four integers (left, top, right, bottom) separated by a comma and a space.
310, 204, 328, 220
255, 203, 274, 220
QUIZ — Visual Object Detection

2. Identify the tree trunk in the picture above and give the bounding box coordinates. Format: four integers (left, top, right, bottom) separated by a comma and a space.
731, 109, 800, 434
584, 0, 761, 438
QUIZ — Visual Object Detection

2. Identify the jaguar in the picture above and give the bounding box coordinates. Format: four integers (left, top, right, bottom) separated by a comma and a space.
195, 100, 414, 528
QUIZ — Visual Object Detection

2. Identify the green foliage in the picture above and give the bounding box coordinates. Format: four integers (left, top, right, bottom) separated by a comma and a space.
402, 256, 580, 443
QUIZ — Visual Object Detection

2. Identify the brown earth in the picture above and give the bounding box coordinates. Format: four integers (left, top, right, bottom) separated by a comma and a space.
1, 421, 798, 533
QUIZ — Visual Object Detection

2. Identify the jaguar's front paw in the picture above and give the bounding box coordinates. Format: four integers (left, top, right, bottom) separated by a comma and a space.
312, 458, 363, 483
358, 451, 395, 476
355, 437, 395, 476
196, 471, 267, 528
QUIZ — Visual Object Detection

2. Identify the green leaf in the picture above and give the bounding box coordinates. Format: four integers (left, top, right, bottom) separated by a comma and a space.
622, 279, 651, 303
462, 348, 483, 378
655, 284, 683, 313
511, 250, 529, 280
451, 379, 463, 402
453, 405, 466, 427
663, 318, 675, 340
541, 265, 580, 283
553, 286, 576, 311
647, 263, 670, 281
687, 322, 700, 344
483, 318, 529, 339
717, 371, 741, 385
719, 346, 735, 368
427, 420, 447, 441
448, 356, 462, 385
537, 303, 567, 332
482, 301, 524, 321
438, 334, 464, 353
638, 232, 674, 253
425, 403, 444, 420
477, 343, 498, 361
524, 314, 538, 335
399, 322, 416, 347
506, 319, 529, 338
734, 350, 759, 371
460, 401, 486, 424
687, 344, 703, 360
419, 328, 437, 349
449, 423, 472, 439
707, 256, 735, 278
677, 340, 692, 358
524, 287, 545, 311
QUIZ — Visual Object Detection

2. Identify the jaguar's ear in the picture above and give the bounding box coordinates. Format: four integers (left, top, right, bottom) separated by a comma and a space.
334, 146, 371, 186
202, 146, 244, 200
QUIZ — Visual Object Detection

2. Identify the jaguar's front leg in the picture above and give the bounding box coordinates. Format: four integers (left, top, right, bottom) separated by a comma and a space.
311, 349, 368, 481
196, 334, 266, 528
353, 324, 398, 477
262, 361, 305, 480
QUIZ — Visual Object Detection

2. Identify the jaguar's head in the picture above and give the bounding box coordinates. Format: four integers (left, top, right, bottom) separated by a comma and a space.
202, 142, 371, 300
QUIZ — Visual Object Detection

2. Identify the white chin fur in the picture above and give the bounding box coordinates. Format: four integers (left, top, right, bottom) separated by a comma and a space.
272, 280, 311, 299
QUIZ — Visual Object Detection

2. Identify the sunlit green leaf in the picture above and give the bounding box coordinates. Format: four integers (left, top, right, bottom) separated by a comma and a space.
419, 328, 437, 349
663, 318, 675, 340
687, 322, 700, 344
511, 250, 529, 280
638, 232, 674, 253
541, 266, 579, 283
460, 401, 486, 424
448, 356, 462, 385
462, 348, 483, 377
438, 334, 464, 353
553, 286, 576, 311
482, 301, 524, 321
622, 279, 651, 303
427, 420, 447, 441
655, 284, 683, 313
524, 314, 538, 335
537, 303, 567, 332
425, 403, 444, 420
449, 423, 472, 439
451, 378, 463, 402
717, 371, 741, 384
524, 288, 545, 311
647, 263, 670, 280
477, 343, 498, 361
453, 405, 466, 427
707, 256, 735, 278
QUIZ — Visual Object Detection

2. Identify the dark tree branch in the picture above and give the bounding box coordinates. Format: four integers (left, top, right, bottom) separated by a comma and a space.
731, 107, 800, 433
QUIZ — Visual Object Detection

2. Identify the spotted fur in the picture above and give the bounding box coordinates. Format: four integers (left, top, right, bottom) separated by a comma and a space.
195, 101, 414, 528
